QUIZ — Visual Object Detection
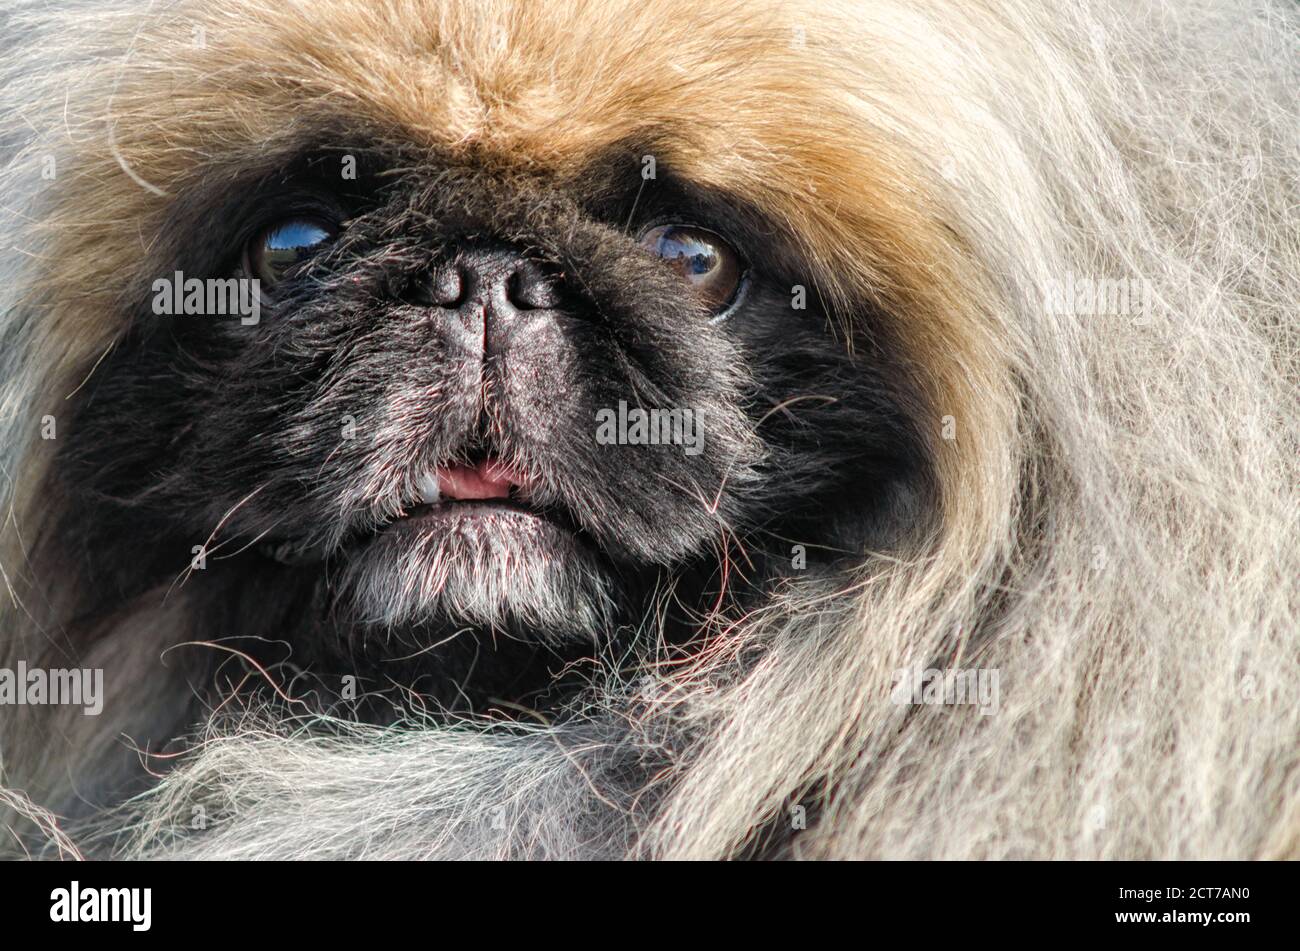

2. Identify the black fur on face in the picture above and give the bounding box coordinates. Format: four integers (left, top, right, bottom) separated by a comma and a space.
52, 143, 930, 717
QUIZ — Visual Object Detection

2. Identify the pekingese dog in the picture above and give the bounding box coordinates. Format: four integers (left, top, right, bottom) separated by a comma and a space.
0, 0, 1296, 859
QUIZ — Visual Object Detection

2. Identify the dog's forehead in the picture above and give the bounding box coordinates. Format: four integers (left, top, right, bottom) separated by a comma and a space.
191, 0, 802, 178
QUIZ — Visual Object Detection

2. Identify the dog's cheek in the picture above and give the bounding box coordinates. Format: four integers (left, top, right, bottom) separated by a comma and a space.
531, 329, 762, 563
168, 290, 431, 542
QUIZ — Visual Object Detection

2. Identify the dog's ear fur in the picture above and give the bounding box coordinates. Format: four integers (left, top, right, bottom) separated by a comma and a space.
2, 0, 1298, 859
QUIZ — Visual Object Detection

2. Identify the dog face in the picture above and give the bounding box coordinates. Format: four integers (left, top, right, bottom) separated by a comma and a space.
38, 0, 932, 714
59, 149, 923, 705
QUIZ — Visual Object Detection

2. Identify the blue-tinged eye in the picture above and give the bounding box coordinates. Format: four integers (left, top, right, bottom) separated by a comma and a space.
637, 224, 745, 317
245, 217, 335, 287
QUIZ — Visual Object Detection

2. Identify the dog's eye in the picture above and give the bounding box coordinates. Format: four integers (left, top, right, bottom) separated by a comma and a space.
244, 217, 335, 287
639, 224, 744, 315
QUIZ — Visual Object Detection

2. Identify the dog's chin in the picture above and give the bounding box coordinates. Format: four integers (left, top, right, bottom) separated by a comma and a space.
334, 500, 615, 646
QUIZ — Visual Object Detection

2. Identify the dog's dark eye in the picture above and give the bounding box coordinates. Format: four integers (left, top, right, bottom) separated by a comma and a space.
639, 224, 744, 315
245, 217, 335, 287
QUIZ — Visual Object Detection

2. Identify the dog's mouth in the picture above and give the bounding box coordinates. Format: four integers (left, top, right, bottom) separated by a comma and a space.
338, 453, 612, 636
257, 450, 613, 637
258, 454, 588, 568
392, 457, 537, 524
381, 456, 589, 537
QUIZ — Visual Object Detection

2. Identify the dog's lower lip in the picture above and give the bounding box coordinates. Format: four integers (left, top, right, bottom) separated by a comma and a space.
383, 497, 555, 532
398, 498, 534, 521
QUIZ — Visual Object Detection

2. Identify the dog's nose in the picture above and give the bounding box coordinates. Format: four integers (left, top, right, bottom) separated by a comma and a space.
407, 246, 561, 354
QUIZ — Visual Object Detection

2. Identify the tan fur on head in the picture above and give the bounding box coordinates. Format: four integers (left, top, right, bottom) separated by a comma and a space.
1, 0, 1296, 859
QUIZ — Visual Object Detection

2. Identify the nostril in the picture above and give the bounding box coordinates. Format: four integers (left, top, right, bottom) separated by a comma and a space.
431, 264, 466, 307
506, 265, 560, 310
405, 263, 466, 308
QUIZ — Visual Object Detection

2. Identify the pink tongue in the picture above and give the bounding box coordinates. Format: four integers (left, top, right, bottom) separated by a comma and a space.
435, 460, 513, 500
